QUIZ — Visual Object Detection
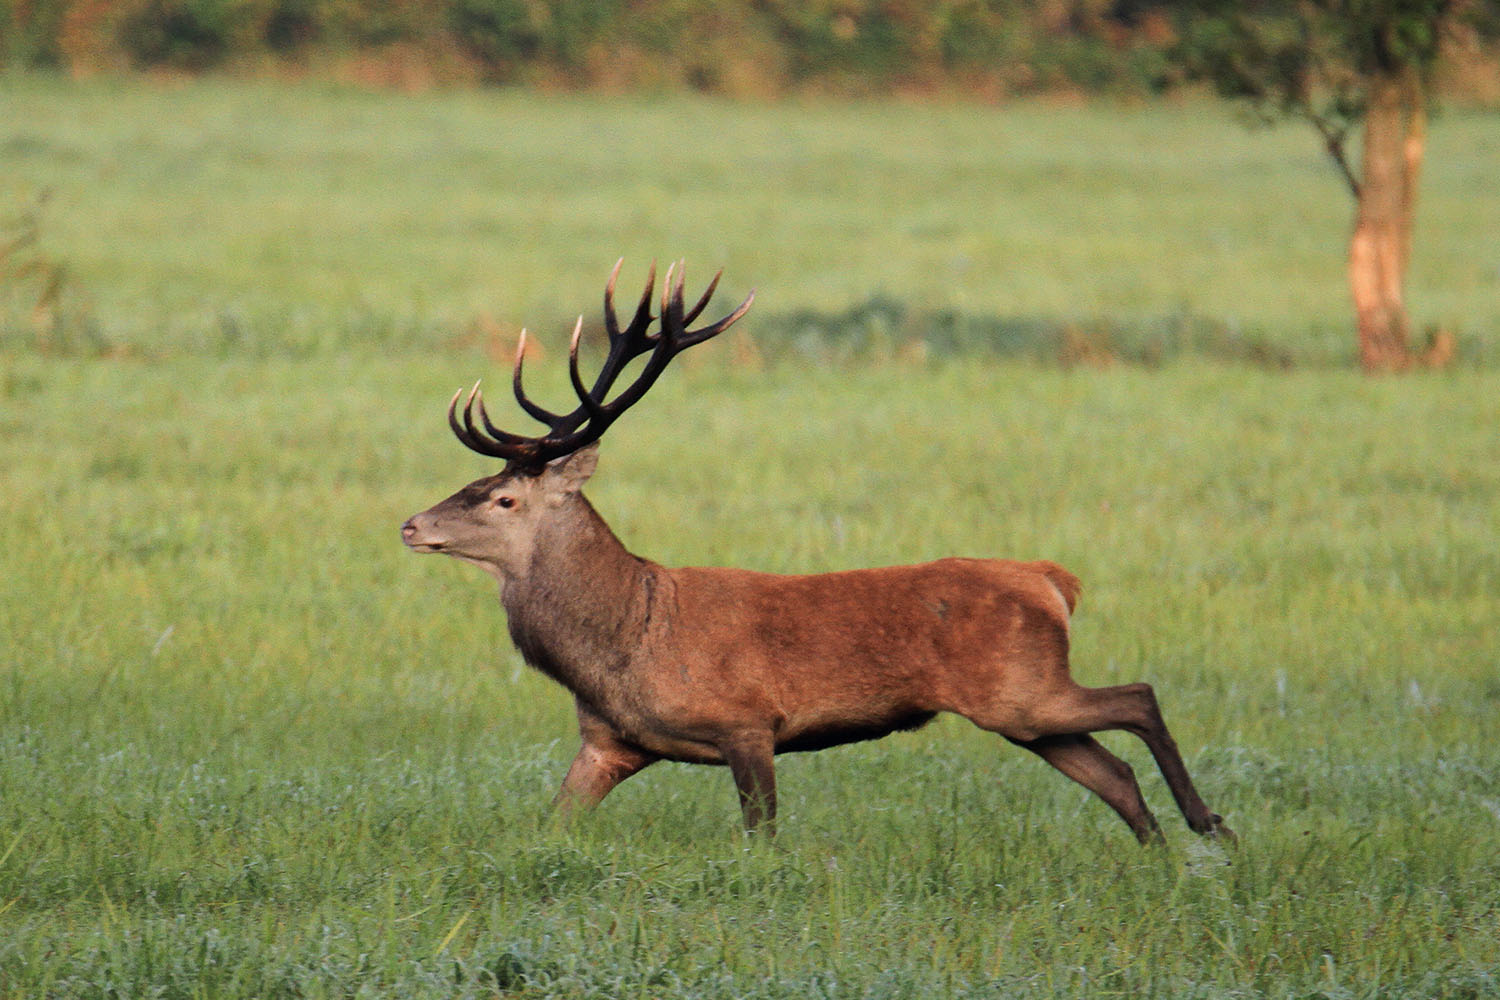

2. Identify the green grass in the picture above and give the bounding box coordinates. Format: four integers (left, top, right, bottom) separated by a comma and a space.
2, 78, 1499, 997
3, 356, 1498, 997
2, 76, 1498, 362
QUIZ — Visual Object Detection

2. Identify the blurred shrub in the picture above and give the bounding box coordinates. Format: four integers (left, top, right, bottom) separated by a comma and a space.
1, 0, 68, 67
313, 0, 430, 48
448, 0, 620, 82
447, 0, 537, 81
2, 0, 1493, 98
261, 0, 315, 52
117, 0, 246, 69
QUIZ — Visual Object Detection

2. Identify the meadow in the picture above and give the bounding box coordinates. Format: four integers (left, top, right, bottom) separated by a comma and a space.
1, 78, 1498, 998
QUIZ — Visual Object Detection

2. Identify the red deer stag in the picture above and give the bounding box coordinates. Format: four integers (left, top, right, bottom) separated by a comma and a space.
402, 261, 1232, 843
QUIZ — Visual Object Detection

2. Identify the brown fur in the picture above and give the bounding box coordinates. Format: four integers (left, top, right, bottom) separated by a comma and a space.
402, 446, 1232, 843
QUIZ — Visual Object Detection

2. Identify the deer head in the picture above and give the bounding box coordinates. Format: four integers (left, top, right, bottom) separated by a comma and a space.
401, 260, 754, 580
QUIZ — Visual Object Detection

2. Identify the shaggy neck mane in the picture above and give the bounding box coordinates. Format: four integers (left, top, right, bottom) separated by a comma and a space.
500, 493, 655, 706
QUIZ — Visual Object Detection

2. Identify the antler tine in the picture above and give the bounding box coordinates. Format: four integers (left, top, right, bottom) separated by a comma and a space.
510, 329, 564, 427
677, 287, 756, 349
681, 268, 722, 326
602, 257, 626, 340
660, 260, 687, 343
566, 315, 606, 424
446, 385, 480, 451
605, 258, 656, 345
447, 383, 530, 460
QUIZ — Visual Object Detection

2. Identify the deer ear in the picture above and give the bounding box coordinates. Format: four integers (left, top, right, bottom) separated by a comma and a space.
545, 442, 599, 496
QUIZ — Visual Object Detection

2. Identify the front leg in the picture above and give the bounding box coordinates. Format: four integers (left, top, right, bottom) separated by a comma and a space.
719, 730, 777, 836
552, 705, 658, 818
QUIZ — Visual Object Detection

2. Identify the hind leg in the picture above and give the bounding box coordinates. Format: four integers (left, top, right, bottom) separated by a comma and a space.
1056, 683, 1230, 839
1019, 681, 1233, 840
1011, 733, 1163, 844
968, 677, 1232, 841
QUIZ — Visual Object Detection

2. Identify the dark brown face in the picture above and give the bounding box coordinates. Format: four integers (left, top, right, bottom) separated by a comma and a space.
400, 445, 599, 580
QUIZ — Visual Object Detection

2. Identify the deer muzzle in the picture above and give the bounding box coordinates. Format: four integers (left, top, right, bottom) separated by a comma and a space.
400, 515, 445, 553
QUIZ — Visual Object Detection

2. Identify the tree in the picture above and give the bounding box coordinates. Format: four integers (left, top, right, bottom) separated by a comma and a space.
1170, 0, 1497, 372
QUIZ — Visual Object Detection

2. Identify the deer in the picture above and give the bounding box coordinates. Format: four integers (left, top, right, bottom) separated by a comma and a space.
401, 260, 1234, 845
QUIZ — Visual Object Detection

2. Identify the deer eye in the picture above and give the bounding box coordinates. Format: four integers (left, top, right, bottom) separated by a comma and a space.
495, 495, 516, 509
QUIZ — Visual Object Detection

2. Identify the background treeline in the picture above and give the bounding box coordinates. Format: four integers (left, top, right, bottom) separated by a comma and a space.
4, 0, 1492, 98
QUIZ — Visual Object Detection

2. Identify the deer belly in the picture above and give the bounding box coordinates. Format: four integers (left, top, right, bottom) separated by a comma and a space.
774, 708, 938, 753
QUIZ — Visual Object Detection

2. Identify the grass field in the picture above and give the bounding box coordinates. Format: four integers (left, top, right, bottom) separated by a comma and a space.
4, 77, 1499, 362
2, 78, 1499, 998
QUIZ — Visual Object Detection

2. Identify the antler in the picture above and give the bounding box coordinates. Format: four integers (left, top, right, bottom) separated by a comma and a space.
448, 259, 754, 470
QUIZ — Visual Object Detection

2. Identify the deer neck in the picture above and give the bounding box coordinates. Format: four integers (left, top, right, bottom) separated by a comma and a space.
500, 493, 655, 702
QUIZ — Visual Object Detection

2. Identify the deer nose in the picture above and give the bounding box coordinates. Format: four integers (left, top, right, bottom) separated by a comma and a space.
401, 518, 418, 541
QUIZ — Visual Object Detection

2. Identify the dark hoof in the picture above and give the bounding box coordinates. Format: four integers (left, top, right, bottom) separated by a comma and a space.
1207, 816, 1237, 846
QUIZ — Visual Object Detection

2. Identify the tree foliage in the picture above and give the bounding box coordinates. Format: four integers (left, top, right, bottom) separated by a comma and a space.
1170, 0, 1494, 194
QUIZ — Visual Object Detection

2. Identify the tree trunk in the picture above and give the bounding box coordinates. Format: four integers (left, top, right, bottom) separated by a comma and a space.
1398, 68, 1426, 279
1348, 69, 1424, 373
